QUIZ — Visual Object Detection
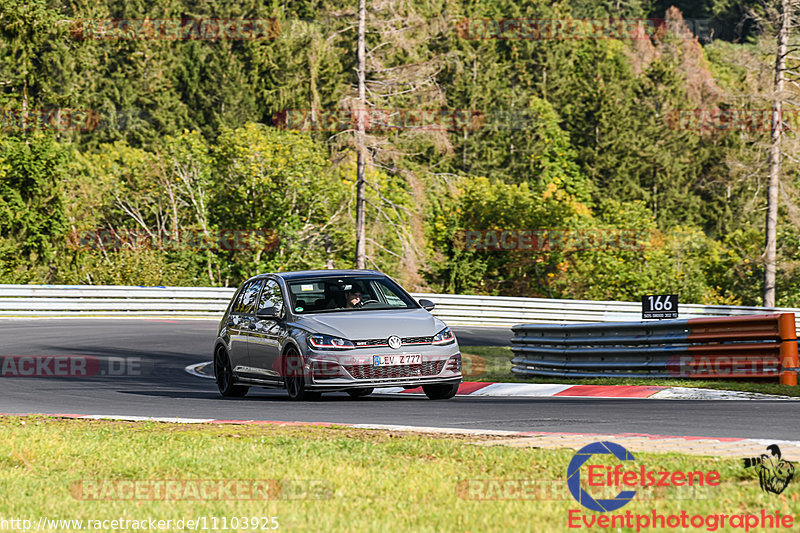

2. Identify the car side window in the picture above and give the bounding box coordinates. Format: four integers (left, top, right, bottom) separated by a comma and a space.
258, 279, 285, 318
232, 279, 264, 315
374, 281, 410, 307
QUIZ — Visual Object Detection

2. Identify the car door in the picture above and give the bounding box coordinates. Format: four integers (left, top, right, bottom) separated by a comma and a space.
226, 278, 264, 373
248, 278, 286, 381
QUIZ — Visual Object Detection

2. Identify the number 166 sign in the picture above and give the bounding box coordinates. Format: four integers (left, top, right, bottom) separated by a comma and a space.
642, 294, 678, 319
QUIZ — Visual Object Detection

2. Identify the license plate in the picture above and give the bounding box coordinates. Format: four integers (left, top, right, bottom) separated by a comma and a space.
373, 354, 421, 366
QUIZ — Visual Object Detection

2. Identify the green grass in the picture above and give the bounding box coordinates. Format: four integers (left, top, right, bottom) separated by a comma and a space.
0, 416, 797, 532
461, 346, 800, 397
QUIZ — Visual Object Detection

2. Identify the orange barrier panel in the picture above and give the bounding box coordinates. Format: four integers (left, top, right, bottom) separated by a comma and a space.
686, 313, 796, 384
687, 313, 782, 342
778, 313, 799, 386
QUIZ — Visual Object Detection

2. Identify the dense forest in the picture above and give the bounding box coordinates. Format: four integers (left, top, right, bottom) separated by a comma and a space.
1, 0, 798, 306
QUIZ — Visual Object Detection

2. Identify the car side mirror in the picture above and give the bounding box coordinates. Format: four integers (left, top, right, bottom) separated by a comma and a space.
418, 299, 435, 311
255, 306, 279, 320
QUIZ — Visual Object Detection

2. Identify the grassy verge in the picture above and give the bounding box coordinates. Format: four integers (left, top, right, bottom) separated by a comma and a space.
1, 416, 796, 532
461, 346, 800, 397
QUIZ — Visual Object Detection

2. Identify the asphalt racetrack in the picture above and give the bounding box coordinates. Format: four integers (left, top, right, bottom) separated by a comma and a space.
1, 319, 797, 441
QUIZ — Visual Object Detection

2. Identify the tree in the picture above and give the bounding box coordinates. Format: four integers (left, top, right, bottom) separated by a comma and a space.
0, 0, 72, 112
213, 124, 350, 279
355, 0, 367, 269
764, 0, 791, 307
0, 134, 69, 282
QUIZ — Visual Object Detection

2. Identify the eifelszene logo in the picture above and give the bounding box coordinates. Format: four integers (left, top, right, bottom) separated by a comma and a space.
567, 441, 722, 513
567, 441, 637, 512
743, 445, 795, 495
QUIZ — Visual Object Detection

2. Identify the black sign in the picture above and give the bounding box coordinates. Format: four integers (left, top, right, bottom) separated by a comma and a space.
641, 294, 678, 319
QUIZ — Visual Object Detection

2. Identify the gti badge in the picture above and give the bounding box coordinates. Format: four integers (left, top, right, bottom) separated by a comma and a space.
388, 336, 402, 349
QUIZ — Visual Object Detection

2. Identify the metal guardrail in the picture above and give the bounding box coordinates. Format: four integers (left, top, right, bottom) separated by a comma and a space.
420, 293, 800, 328
510, 313, 800, 384
0, 285, 235, 317
0, 285, 798, 334
416, 295, 800, 339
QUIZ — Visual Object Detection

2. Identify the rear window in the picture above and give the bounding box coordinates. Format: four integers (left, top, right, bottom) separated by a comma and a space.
287, 276, 416, 314
231, 278, 264, 315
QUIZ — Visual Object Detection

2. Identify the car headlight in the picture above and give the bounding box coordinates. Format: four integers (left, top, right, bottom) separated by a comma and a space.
307, 334, 355, 350
432, 327, 455, 346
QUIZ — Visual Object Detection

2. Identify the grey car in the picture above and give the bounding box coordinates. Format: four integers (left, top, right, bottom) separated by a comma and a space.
213, 269, 462, 400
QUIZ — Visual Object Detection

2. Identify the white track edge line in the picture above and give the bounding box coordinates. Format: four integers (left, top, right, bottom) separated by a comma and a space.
185, 362, 215, 380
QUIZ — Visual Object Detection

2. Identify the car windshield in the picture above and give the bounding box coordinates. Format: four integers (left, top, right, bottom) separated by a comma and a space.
286, 276, 417, 314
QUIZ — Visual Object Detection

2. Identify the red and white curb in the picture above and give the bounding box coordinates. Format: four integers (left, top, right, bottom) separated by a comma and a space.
376, 383, 798, 400
185, 362, 797, 400
4, 412, 800, 458
375, 383, 667, 398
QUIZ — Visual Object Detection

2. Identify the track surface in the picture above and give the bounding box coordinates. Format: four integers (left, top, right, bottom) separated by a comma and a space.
1, 319, 798, 440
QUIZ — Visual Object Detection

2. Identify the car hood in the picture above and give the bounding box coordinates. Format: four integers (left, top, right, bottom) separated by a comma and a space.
291, 308, 447, 339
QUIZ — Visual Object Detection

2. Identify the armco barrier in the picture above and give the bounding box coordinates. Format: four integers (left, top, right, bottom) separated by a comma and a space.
511, 313, 800, 385
0, 285, 236, 317
410, 294, 800, 330
0, 284, 798, 333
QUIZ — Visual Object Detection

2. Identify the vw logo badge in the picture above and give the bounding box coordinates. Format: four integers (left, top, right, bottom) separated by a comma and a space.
388, 336, 402, 349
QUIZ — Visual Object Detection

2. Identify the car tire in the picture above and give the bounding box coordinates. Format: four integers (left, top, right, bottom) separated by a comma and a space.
284, 347, 321, 401
422, 383, 459, 400
214, 348, 249, 398
346, 388, 374, 399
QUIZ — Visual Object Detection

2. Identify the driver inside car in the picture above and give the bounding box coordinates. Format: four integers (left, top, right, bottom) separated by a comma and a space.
344, 284, 364, 308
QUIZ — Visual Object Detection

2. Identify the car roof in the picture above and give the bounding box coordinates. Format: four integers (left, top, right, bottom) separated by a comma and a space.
252, 269, 386, 282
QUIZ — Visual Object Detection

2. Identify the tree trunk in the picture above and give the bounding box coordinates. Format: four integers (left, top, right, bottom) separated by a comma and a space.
355, 0, 367, 269
764, 0, 790, 307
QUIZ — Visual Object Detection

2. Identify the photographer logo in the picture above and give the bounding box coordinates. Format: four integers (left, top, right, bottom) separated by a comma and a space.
567, 441, 637, 512
743, 445, 795, 495
567, 441, 722, 513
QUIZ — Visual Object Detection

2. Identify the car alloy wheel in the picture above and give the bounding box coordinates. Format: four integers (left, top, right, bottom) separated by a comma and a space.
422, 383, 459, 400
284, 347, 320, 401
214, 347, 248, 397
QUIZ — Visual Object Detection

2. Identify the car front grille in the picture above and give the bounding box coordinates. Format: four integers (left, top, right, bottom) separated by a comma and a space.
402, 336, 434, 345
344, 360, 445, 380
352, 336, 434, 347
354, 338, 388, 347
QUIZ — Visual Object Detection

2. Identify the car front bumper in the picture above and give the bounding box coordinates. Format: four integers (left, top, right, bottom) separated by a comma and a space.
304, 345, 462, 391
